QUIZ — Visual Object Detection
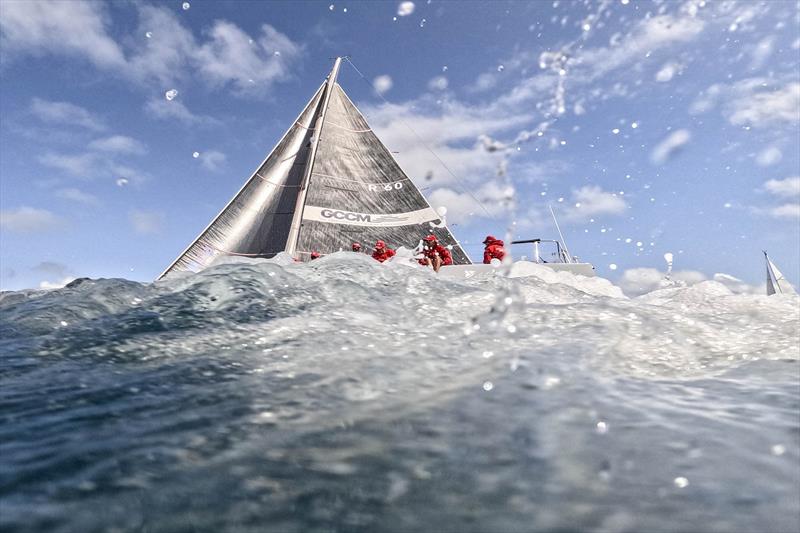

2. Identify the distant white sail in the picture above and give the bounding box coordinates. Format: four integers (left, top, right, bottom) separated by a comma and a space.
764, 252, 796, 296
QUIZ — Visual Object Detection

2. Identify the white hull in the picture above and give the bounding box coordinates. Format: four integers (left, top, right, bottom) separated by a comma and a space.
439, 261, 596, 279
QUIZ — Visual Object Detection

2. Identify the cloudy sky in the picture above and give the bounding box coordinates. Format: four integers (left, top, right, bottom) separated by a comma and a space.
1, 0, 798, 291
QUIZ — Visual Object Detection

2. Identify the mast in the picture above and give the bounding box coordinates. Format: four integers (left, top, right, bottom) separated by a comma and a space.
285, 56, 343, 257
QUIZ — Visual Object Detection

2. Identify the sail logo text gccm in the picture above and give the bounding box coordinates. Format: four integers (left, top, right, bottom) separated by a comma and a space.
319, 209, 410, 224
320, 209, 372, 222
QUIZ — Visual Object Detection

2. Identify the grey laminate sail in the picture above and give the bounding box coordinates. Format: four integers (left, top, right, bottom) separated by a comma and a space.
157, 84, 326, 279
159, 58, 471, 279
294, 83, 470, 264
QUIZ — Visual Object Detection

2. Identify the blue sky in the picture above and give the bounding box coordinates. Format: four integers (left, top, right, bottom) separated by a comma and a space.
1, 0, 798, 292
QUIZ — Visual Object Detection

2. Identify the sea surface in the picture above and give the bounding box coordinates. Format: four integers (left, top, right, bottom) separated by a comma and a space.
1, 253, 798, 533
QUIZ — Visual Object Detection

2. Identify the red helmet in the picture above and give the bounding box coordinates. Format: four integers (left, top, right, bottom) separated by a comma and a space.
352, 242, 362, 251
423, 235, 437, 242
483, 235, 496, 244
310, 251, 321, 259
375, 240, 385, 249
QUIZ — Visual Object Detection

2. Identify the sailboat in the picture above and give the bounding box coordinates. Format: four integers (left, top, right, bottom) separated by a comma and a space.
158, 57, 594, 280
764, 251, 796, 296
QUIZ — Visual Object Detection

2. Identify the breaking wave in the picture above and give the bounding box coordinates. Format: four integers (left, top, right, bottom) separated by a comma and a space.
1, 253, 798, 532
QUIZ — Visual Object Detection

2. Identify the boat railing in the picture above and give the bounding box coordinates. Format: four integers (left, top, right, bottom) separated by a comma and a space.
510, 239, 574, 264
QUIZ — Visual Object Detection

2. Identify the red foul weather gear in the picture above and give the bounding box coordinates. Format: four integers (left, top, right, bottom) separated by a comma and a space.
372, 247, 396, 263
483, 238, 506, 264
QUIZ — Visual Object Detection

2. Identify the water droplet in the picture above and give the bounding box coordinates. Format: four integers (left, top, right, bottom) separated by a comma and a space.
182, 1, 190, 10
116, 178, 129, 187
145, 31, 153, 39
329, 4, 335, 10
397, 1, 415, 16
582, 23, 591, 31
631, 122, 638, 128
560, 140, 566, 145
497, 64, 505, 72
625, 238, 632, 243
609, 263, 618, 270
482, 381, 494, 391
621, 0, 629, 4
60, 320, 68, 327
612, 128, 620, 134
596, 421, 608, 434
673, 476, 689, 488
165, 89, 178, 101
274, 51, 281, 56
771, 444, 786, 456
636, 241, 643, 247
575, 202, 582, 208
419, 18, 426, 28
482, 350, 494, 358
192, 151, 200, 158
442, 65, 448, 72
723, 202, 731, 208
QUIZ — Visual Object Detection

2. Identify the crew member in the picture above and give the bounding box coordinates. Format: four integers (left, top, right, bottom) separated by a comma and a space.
372, 240, 396, 263
419, 235, 452, 272
352, 242, 362, 252
482, 235, 506, 264
310, 251, 321, 260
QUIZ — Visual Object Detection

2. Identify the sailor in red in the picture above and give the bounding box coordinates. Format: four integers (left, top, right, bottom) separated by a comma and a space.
419, 235, 452, 272
482, 235, 506, 264
371, 240, 396, 263
310, 251, 321, 260
351, 242, 362, 252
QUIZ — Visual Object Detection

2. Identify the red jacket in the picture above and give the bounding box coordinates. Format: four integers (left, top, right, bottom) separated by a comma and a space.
372, 248, 396, 263
483, 239, 506, 264
419, 244, 453, 266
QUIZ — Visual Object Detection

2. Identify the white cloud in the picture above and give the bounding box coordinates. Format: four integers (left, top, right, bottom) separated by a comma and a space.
768, 203, 800, 220
88, 135, 147, 155
2, 3, 303, 97
755, 146, 782, 167
571, 15, 705, 83
563, 186, 627, 222
428, 76, 449, 91
712, 273, 761, 295
427, 181, 513, 224
764, 177, 800, 198
650, 129, 691, 165
0, 1, 125, 69
373, 75, 393, 95
39, 277, 75, 290
129, 210, 164, 235
200, 150, 227, 171
29, 98, 106, 131
194, 22, 302, 95
0, 206, 63, 233
55, 188, 99, 205
144, 98, 216, 126
618, 267, 707, 297
39, 152, 98, 177
726, 82, 800, 128
655, 62, 681, 83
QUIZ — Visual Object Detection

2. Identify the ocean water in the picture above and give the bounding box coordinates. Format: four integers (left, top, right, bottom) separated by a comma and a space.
1, 253, 798, 533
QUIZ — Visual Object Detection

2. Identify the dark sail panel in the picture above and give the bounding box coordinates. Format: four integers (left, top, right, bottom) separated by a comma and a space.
295, 84, 471, 263
158, 84, 325, 279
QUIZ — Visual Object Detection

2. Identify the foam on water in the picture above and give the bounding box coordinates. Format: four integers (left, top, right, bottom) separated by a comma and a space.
1, 253, 798, 532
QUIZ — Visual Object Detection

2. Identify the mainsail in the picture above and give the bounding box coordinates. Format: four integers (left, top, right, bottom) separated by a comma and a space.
159, 57, 469, 280
764, 251, 796, 296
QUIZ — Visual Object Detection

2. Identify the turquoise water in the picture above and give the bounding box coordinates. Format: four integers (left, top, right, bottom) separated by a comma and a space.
2, 254, 798, 532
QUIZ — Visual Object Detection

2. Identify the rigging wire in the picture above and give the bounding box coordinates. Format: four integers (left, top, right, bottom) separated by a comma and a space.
344, 57, 497, 221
